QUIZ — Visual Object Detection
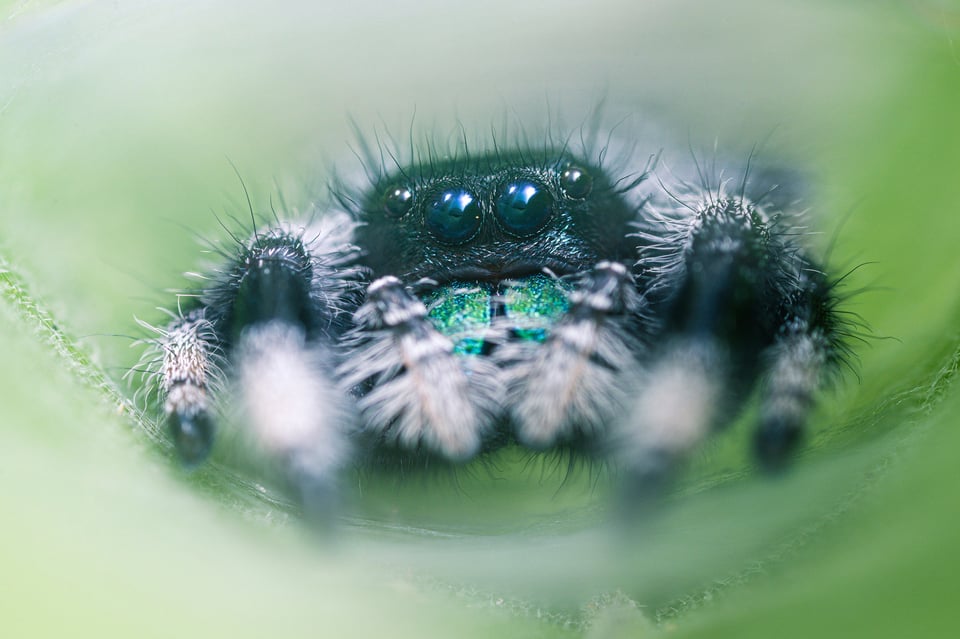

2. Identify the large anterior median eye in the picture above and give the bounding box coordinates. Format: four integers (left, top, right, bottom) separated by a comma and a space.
425, 188, 482, 244
495, 180, 553, 237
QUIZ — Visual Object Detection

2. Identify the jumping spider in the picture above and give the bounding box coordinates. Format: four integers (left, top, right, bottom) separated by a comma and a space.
137, 127, 851, 517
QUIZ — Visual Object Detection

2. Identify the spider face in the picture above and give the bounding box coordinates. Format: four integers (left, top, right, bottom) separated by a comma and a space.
137, 129, 852, 520
353, 154, 638, 285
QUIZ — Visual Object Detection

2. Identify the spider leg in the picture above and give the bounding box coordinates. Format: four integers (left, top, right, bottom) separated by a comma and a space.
152, 213, 363, 515
222, 217, 363, 513
339, 276, 502, 462
155, 308, 221, 465
499, 261, 644, 451
619, 189, 838, 492
614, 337, 729, 493
754, 267, 841, 469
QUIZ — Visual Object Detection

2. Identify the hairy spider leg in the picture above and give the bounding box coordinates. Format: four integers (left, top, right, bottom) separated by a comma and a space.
156, 214, 363, 515
338, 276, 503, 462
497, 261, 647, 451
618, 190, 839, 493
157, 308, 220, 465
754, 265, 843, 469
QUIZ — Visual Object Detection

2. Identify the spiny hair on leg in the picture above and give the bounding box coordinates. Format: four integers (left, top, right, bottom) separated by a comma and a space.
129, 307, 226, 463
200, 211, 367, 338
633, 142, 810, 294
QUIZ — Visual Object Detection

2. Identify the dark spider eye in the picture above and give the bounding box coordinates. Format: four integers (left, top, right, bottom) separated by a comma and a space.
560, 165, 592, 199
383, 185, 413, 218
425, 188, 482, 244
495, 180, 553, 237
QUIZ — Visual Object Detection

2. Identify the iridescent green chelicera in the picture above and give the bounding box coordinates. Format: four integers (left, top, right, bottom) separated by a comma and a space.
501, 274, 572, 342
423, 274, 573, 355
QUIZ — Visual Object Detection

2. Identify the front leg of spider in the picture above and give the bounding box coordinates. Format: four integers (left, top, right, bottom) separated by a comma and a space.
500, 261, 645, 451
618, 177, 844, 500
154, 216, 362, 519
338, 276, 501, 461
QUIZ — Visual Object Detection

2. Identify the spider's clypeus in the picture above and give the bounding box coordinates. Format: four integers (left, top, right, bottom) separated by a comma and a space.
136, 127, 855, 518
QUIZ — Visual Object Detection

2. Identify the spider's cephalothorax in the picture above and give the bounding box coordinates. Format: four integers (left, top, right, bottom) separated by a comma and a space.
138, 136, 851, 516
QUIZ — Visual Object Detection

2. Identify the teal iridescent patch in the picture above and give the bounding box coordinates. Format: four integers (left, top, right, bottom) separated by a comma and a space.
501, 274, 572, 343
423, 283, 492, 356
423, 275, 573, 355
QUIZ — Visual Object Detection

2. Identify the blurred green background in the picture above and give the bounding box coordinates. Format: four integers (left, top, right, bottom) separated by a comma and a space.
2, 0, 959, 637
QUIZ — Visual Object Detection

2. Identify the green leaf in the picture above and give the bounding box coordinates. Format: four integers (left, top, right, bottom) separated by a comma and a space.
2, 1, 958, 637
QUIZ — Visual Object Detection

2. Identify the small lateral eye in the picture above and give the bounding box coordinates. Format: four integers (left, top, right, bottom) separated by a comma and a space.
383, 185, 414, 218
495, 180, 554, 237
425, 188, 482, 244
559, 165, 592, 199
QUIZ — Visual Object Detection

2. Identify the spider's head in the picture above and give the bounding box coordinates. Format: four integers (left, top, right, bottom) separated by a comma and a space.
348, 153, 642, 284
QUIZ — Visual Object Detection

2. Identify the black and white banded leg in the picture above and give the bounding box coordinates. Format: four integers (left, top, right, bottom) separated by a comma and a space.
153, 308, 221, 465
146, 215, 363, 515
499, 261, 647, 451
619, 192, 843, 497
339, 276, 503, 462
